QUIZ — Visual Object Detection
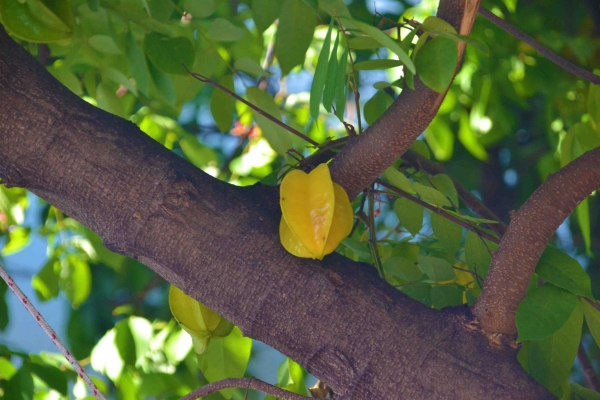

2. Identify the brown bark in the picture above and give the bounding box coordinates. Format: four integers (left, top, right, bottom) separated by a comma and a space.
0, 19, 553, 400
329, 0, 481, 199
472, 148, 600, 339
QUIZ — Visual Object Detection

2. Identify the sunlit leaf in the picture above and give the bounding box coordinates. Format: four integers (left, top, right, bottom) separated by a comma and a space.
413, 183, 452, 207
89, 34, 122, 54
2, 226, 31, 255
424, 118, 454, 161
354, 59, 404, 70
383, 167, 416, 194
581, 299, 600, 348
0, 0, 73, 42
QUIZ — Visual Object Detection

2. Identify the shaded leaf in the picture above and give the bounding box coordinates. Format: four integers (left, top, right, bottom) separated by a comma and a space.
310, 21, 333, 120
247, 87, 295, 156
210, 74, 235, 133
414, 36, 458, 93
418, 255, 455, 282
144, 33, 194, 75
516, 283, 579, 342
252, 0, 282, 33
535, 245, 593, 298
275, 0, 317, 75
430, 212, 462, 256
364, 90, 393, 125
394, 197, 423, 237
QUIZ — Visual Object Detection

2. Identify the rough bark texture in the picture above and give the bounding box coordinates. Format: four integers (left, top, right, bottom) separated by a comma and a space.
0, 20, 554, 399
329, 0, 481, 199
473, 148, 600, 339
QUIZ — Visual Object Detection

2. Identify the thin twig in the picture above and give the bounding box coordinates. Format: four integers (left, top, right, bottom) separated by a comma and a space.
0, 263, 106, 400
479, 7, 600, 85
375, 178, 500, 244
179, 377, 311, 400
401, 150, 507, 235
183, 66, 318, 147
367, 186, 384, 277
578, 342, 600, 392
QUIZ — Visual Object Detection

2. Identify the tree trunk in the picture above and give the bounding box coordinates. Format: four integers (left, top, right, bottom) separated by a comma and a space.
0, 21, 551, 400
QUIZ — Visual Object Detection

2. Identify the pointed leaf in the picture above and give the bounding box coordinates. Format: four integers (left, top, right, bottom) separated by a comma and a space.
394, 197, 423, 237
414, 36, 457, 93
275, 0, 317, 75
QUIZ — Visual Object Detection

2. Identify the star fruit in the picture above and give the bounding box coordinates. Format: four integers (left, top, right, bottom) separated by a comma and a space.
279, 163, 353, 259
168, 285, 234, 354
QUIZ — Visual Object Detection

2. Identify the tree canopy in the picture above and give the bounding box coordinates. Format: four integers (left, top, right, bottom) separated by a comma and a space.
0, 0, 599, 399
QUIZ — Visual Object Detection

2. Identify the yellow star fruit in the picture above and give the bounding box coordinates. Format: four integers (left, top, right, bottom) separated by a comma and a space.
168, 285, 234, 354
279, 163, 353, 259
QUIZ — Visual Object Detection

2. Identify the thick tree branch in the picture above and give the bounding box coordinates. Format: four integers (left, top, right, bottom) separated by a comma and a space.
0, 23, 553, 399
472, 148, 600, 339
329, 0, 482, 199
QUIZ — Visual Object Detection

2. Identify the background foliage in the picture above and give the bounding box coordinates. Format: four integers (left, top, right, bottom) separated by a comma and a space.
0, 0, 600, 398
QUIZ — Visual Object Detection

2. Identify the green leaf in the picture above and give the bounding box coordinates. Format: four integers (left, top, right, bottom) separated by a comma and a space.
30, 361, 68, 395
207, 18, 246, 42
431, 285, 463, 309
341, 17, 415, 73
587, 84, 600, 129
335, 48, 348, 121
577, 197, 592, 256
0, 0, 73, 43
413, 182, 452, 207
183, 0, 215, 18
252, 0, 282, 33
421, 16, 457, 35
383, 167, 416, 194
310, 21, 333, 120
48, 64, 83, 95
0, 280, 7, 331
348, 36, 381, 49
89, 34, 122, 54
418, 255, 455, 282
275, 0, 318, 75
393, 197, 423, 237
299, 0, 318, 12
535, 245, 593, 298
456, 34, 489, 55
180, 134, 219, 168
516, 283, 579, 342
354, 59, 404, 70
276, 358, 308, 395
582, 299, 600, 348
429, 212, 462, 256
199, 327, 252, 399
429, 174, 458, 206
384, 256, 422, 281
458, 110, 488, 161
247, 87, 295, 156
0, 357, 17, 381
341, 238, 371, 260
322, 31, 340, 112
148, 59, 176, 106
126, 31, 149, 96
210, 74, 235, 133
144, 33, 194, 75
101, 67, 137, 96
96, 81, 126, 117
464, 231, 495, 281
570, 383, 600, 400
32, 257, 60, 301
424, 117, 454, 161
364, 90, 393, 125
527, 301, 583, 391
234, 57, 270, 77
91, 328, 124, 382
2, 226, 30, 255
3, 363, 34, 400
317, 0, 351, 18
59, 254, 91, 308
414, 36, 458, 93
128, 316, 153, 367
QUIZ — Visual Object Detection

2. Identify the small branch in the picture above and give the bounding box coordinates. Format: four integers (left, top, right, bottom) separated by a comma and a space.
578, 342, 600, 392
179, 377, 311, 400
375, 178, 500, 244
183, 67, 318, 147
401, 150, 507, 236
478, 7, 600, 85
0, 263, 106, 400
472, 147, 600, 339
368, 186, 384, 277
